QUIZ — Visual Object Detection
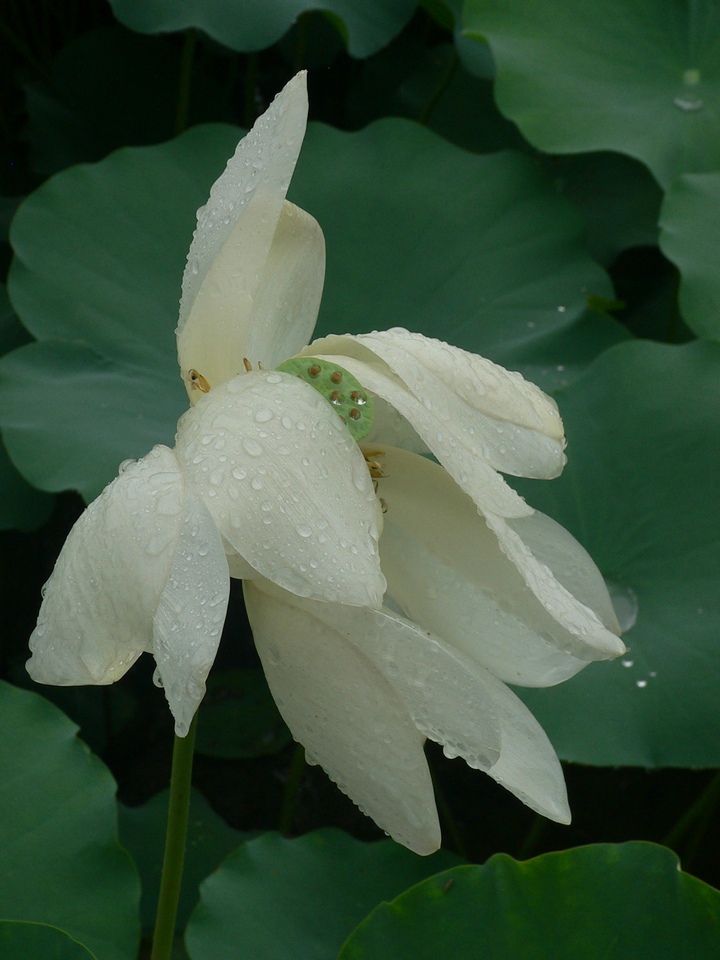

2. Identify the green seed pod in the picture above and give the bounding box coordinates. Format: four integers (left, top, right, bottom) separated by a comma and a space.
276, 357, 374, 441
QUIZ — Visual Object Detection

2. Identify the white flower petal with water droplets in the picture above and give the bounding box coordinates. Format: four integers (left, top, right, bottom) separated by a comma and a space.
306, 325, 565, 469
507, 510, 621, 636
377, 446, 620, 682
485, 511, 625, 658
307, 342, 531, 519
242, 201, 325, 371
287, 594, 503, 772
152, 492, 230, 737
27, 446, 187, 686
244, 579, 440, 855
175, 370, 385, 607
484, 682, 570, 824
292, 588, 570, 824
177, 73, 323, 394
359, 328, 564, 436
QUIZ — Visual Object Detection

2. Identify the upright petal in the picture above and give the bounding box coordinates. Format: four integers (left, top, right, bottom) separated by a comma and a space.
244, 580, 441, 855
152, 490, 230, 736
175, 370, 385, 607
375, 446, 624, 679
177, 73, 324, 395
27, 446, 188, 686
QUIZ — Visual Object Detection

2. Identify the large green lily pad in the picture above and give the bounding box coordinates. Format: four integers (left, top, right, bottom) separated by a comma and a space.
339, 843, 720, 958
108, 0, 416, 58
1, 119, 624, 498
0, 681, 140, 960
464, 0, 720, 188
659, 170, 720, 340
185, 829, 459, 960
513, 340, 720, 767
292, 120, 626, 386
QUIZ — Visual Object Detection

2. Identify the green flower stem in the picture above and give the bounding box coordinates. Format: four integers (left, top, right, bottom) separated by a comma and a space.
663, 770, 720, 857
419, 50, 459, 126
150, 713, 198, 960
174, 28, 197, 136
279, 742, 306, 835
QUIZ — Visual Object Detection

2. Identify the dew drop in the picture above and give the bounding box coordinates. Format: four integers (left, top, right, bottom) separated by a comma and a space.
673, 96, 704, 111
242, 438, 263, 457
606, 580, 638, 633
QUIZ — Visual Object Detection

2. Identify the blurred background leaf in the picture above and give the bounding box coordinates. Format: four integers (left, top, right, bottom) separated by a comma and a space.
108, 0, 417, 58
660, 171, 720, 340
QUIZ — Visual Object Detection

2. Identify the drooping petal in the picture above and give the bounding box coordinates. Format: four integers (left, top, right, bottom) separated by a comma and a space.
244, 579, 441, 855
296, 587, 570, 824
177, 73, 324, 395
27, 446, 187, 685
305, 327, 566, 496
376, 446, 624, 679
506, 511, 621, 635
175, 370, 385, 607
283, 592, 502, 772
152, 491, 230, 736
304, 339, 532, 519
485, 510, 624, 657
485, 684, 570, 824
355, 328, 566, 472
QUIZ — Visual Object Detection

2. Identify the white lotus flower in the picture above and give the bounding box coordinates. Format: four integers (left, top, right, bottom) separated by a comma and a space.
27, 72, 624, 850
26, 74, 385, 734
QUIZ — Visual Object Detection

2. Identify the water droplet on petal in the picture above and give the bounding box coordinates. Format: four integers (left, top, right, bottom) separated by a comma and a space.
242, 438, 263, 457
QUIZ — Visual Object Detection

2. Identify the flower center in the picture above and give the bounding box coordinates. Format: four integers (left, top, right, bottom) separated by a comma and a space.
276, 357, 375, 442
